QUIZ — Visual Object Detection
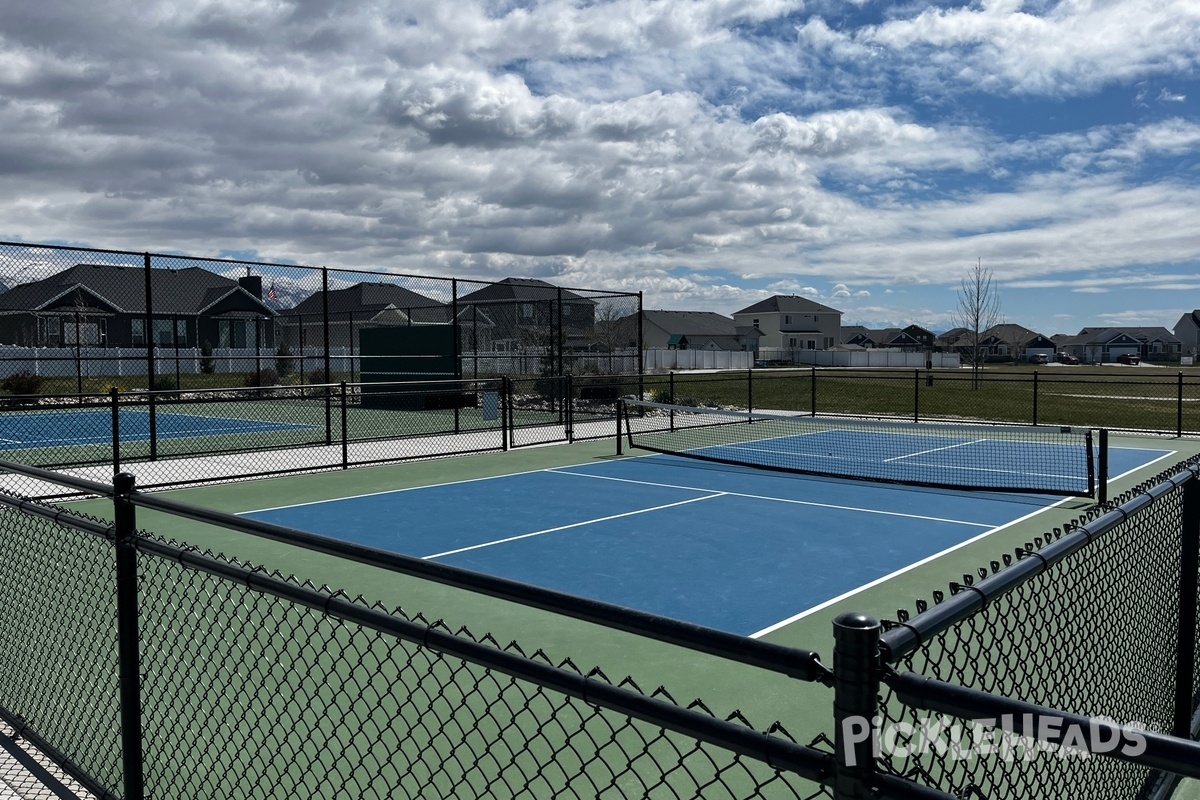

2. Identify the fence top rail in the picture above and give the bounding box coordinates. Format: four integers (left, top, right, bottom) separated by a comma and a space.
0, 458, 832, 684
880, 460, 1200, 663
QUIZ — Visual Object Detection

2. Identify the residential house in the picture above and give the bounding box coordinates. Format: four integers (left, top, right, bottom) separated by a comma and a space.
1173, 311, 1200, 357
455, 278, 596, 353
0, 263, 274, 349
276, 282, 472, 350
842, 324, 935, 352
978, 323, 1056, 362
640, 310, 762, 352
732, 296, 842, 351
1056, 327, 1182, 363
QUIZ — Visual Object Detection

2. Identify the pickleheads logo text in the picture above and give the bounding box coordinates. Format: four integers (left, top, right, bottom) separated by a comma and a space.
840, 714, 1150, 766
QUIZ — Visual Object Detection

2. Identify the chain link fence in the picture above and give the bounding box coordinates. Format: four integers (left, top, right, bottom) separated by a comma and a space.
0, 241, 641, 394
3, 452, 1200, 798
0, 465, 837, 800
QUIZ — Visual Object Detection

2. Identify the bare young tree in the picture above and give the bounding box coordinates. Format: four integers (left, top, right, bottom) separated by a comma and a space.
954, 259, 1002, 388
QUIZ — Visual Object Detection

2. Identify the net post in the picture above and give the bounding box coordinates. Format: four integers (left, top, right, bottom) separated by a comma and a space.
615, 399, 624, 455
912, 368, 919, 423
669, 372, 675, 431
1097, 429, 1108, 504
747, 367, 753, 416
1179, 371, 1185, 437
810, 365, 817, 417
1174, 473, 1200, 738
833, 612, 881, 799
1032, 371, 1039, 425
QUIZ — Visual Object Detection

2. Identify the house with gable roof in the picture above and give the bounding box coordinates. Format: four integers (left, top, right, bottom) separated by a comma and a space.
1174, 311, 1200, 357
640, 310, 762, 352
276, 281, 491, 350
1056, 327, 1181, 363
456, 277, 596, 353
842, 324, 935, 352
0, 263, 274, 349
732, 296, 841, 351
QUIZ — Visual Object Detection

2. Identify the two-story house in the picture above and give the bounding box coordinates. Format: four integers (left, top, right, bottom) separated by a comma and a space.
731, 296, 842, 352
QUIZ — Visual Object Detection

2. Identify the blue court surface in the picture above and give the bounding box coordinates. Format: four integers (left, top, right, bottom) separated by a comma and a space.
242, 442, 1172, 636
0, 408, 312, 447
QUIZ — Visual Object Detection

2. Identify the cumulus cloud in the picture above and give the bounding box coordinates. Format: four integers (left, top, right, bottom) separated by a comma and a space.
0, 0, 1196, 335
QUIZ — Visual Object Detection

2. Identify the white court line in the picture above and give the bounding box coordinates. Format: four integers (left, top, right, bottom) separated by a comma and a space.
546, 468, 996, 528
240, 462, 609, 515
748, 496, 1078, 639
421, 493, 727, 560
883, 438, 988, 462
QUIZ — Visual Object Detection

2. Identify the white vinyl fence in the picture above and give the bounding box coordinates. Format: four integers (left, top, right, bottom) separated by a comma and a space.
642, 348, 754, 371
758, 348, 961, 368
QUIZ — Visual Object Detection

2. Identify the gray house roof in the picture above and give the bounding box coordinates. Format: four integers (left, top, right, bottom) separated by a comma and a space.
0, 263, 272, 316
456, 277, 590, 304
733, 295, 841, 316
288, 282, 451, 323
642, 310, 742, 337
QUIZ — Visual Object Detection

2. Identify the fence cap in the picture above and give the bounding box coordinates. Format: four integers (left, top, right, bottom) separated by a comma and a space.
833, 611, 879, 631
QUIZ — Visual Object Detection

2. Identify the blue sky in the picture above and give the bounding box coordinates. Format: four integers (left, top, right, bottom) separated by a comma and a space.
0, 0, 1198, 335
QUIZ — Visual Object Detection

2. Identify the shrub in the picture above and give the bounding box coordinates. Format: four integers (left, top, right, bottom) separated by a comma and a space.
274, 343, 295, 378
650, 387, 673, 404
151, 375, 178, 392
243, 368, 279, 388
1, 371, 44, 396
199, 340, 216, 374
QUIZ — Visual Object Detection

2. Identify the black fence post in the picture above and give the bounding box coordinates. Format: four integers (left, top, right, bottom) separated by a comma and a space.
1175, 474, 1200, 739
110, 388, 120, 476
1098, 429, 1109, 505
340, 381, 349, 469
501, 376, 511, 451
321, 267, 331, 386
833, 612, 880, 799
615, 399, 623, 456
113, 472, 144, 800
565, 373, 574, 443
143, 254, 157, 460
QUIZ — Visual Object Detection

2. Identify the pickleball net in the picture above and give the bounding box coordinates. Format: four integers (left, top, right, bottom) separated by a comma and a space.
621, 399, 1098, 497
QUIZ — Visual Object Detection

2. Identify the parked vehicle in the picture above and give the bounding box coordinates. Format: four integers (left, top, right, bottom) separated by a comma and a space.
1056, 353, 1080, 364
1031, 353, 1050, 364
1117, 353, 1141, 365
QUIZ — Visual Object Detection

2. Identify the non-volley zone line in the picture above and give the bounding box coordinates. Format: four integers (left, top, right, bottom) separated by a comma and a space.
422, 467, 997, 561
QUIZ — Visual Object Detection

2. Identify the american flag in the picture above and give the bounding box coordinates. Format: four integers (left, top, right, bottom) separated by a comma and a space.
267, 281, 279, 301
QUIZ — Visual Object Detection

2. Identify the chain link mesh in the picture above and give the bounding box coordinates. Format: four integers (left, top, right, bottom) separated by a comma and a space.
874, 458, 1200, 799
0, 485, 834, 800
0, 504, 121, 793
